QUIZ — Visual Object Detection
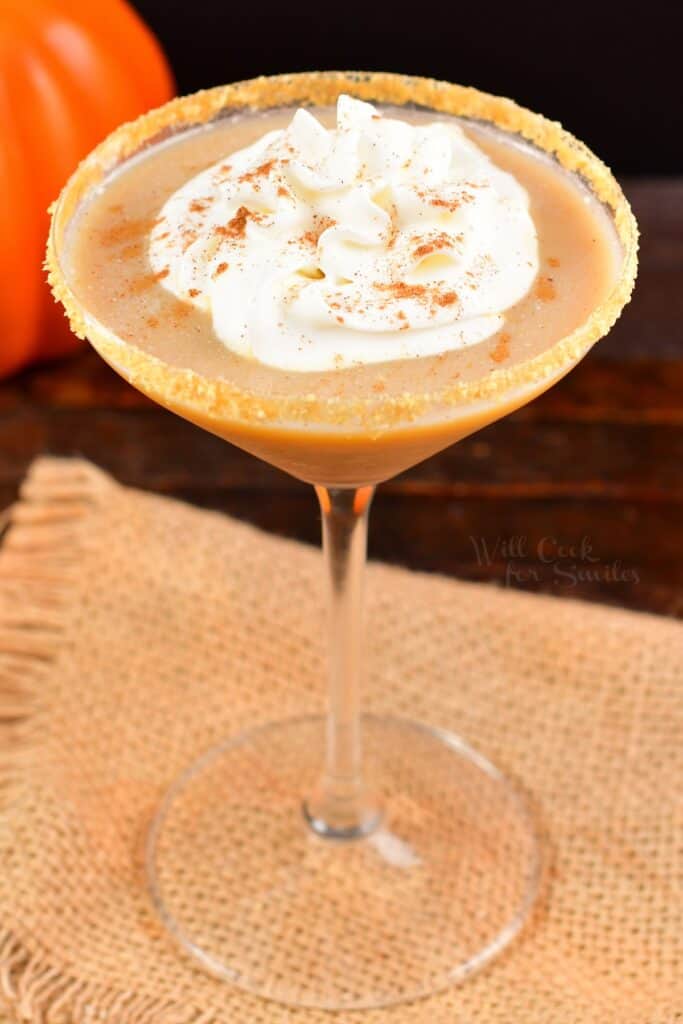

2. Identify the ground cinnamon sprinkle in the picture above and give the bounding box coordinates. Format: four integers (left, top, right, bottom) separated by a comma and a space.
120, 242, 143, 261
374, 280, 458, 313
490, 332, 511, 363
239, 160, 276, 185
375, 281, 427, 301
277, 185, 290, 197
417, 190, 472, 212
548, 256, 561, 268
181, 229, 198, 253
213, 262, 229, 277
170, 300, 191, 321
301, 216, 336, 247
145, 316, 159, 328
188, 288, 201, 297
431, 197, 459, 210
126, 266, 169, 296
215, 206, 258, 240
189, 199, 207, 213
126, 277, 151, 296
100, 217, 155, 247
413, 234, 452, 260
536, 276, 556, 301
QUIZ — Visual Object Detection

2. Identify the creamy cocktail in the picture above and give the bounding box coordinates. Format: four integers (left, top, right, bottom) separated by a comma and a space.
56, 94, 624, 484
48, 72, 637, 1010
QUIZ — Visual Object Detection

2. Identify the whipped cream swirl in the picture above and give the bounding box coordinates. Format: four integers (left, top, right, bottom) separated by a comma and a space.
150, 96, 539, 371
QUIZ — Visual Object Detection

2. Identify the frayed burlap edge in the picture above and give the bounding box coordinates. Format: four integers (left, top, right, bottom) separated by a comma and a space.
0, 459, 214, 1024
0, 460, 89, 1022
0, 459, 101, 798
0, 930, 216, 1024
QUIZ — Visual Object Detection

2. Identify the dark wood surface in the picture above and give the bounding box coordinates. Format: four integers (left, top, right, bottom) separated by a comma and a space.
1, 179, 682, 618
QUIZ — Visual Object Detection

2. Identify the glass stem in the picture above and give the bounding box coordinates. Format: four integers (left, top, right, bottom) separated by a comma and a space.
304, 485, 381, 839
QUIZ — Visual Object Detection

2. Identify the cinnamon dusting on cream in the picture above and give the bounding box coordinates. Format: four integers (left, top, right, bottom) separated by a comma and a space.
148, 95, 539, 371
239, 159, 276, 186
215, 206, 261, 240
413, 234, 453, 260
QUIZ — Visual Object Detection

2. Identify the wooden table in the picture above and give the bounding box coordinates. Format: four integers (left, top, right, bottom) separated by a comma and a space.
1, 180, 681, 618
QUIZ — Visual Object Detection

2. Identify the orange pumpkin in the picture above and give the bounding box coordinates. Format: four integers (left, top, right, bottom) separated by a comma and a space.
0, 0, 174, 378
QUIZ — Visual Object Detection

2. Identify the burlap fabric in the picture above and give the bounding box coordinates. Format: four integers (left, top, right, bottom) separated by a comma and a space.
0, 457, 680, 1023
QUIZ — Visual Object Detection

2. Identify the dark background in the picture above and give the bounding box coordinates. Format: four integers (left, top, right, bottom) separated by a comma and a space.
134, 0, 680, 176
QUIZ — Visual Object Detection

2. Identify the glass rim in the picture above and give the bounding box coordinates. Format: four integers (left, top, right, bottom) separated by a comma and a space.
46, 70, 639, 430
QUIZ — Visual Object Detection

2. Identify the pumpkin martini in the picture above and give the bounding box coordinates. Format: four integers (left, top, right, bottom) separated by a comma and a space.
48, 72, 637, 1009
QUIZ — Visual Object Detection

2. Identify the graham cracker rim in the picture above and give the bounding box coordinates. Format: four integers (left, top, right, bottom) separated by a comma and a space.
46, 70, 638, 428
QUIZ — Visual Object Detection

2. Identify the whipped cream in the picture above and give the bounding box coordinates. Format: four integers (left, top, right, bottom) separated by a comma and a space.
149, 96, 539, 371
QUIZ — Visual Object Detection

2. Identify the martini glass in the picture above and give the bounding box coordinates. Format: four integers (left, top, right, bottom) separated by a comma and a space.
47, 71, 638, 1010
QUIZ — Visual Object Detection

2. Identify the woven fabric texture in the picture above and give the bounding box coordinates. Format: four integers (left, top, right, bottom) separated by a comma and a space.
0, 457, 680, 1023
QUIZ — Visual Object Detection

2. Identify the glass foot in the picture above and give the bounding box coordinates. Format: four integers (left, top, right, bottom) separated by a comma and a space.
146, 715, 541, 1010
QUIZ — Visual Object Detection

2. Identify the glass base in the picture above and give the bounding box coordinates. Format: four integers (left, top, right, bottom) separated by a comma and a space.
146, 715, 541, 1010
